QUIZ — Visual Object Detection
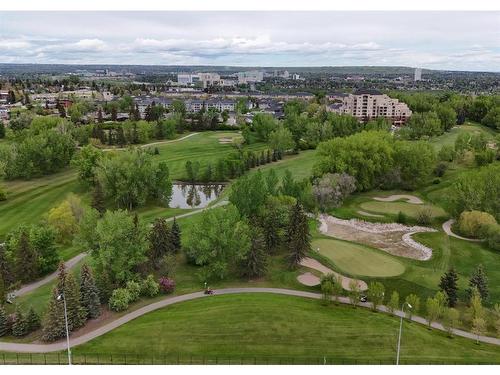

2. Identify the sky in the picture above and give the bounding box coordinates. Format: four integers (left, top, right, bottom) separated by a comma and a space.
0, 11, 499, 71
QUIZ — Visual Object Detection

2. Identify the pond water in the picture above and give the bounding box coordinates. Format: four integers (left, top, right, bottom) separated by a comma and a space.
169, 183, 225, 209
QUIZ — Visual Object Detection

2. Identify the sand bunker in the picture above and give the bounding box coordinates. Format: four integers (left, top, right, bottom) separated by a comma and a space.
373, 194, 423, 204
297, 272, 321, 286
319, 214, 436, 260
298, 257, 368, 291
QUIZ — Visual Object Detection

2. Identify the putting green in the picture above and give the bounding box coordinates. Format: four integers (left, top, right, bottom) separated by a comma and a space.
359, 201, 446, 218
312, 238, 405, 277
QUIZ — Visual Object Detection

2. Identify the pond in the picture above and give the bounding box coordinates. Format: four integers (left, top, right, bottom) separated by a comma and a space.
169, 183, 225, 209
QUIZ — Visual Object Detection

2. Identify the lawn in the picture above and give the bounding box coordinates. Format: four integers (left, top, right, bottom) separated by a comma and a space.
429, 122, 497, 150
250, 149, 318, 181
358, 200, 447, 219
69, 293, 500, 364
312, 238, 405, 277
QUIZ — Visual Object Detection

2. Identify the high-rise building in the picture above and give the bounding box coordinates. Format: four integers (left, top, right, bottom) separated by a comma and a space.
414, 68, 422, 81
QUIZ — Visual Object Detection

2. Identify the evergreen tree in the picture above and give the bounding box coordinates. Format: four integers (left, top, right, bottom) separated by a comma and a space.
16, 230, 38, 282
170, 217, 182, 253
80, 264, 101, 320
63, 273, 86, 331
12, 306, 28, 337
0, 306, 8, 337
42, 287, 67, 342
148, 218, 172, 269
111, 106, 117, 121
97, 107, 104, 123
439, 268, 459, 307
468, 264, 489, 301
0, 122, 5, 139
116, 127, 126, 147
91, 181, 106, 216
26, 306, 41, 332
266, 149, 271, 163
286, 202, 311, 268
239, 228, 267, 278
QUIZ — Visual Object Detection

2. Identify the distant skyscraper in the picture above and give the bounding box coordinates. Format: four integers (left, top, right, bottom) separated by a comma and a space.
414, 68, 422, 81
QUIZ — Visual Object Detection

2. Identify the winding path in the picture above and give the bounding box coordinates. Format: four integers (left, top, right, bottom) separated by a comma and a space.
373, 195, 423, 204
1, 287, 498, 353
99, 132, 200, 152
442, 219, 483, 242
13, 253, 88, 298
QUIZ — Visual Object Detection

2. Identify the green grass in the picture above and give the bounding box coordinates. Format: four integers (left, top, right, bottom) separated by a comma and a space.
69, 293, 500, 364
250, 149, 317, 181
312, 238, 405, 277
359, 200, 447, 219
429, 122, 498, 150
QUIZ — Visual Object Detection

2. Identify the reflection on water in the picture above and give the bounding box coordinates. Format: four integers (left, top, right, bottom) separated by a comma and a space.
169, 184, 225, 209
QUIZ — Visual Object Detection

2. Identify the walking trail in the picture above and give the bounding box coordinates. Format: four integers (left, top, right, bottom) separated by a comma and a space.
373, 194, 423, 204
442, 219, 483, 242
11, 200, 229, 299
0, 287, 498, 353
98, 132, 199, 152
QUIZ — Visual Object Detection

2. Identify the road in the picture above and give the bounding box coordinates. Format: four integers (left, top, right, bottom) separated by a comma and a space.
1, 287, 498, 353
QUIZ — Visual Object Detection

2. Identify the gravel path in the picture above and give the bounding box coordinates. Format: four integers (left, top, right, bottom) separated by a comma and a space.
442, 219, 483, 242
1, 287, 498, 353
373, 194, 423, 204
13, 253, 88, 297
299, 257, 368, 291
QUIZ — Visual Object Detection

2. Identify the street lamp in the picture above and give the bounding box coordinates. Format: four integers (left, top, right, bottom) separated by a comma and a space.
57, 293, 71, 365
396, 302, 412, 365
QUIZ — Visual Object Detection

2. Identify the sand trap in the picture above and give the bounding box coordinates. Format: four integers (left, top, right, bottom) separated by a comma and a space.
357, 210, 384, 218
373, 194, 423, 204
319, 214, 436, 260
297, 272, 321, 286
299, 257, 368, 291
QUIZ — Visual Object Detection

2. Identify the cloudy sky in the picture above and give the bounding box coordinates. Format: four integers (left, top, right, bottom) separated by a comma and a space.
0, 11, 499, 71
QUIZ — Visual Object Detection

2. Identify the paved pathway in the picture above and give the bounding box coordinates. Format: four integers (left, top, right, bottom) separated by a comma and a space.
299, 258, 368, 291
373, 194, 423, 204
13, 253, 88, 297
99, 132, 199, 152
1, 287, 498, 353
165, 200, 229, 222
442, 219, 483, 242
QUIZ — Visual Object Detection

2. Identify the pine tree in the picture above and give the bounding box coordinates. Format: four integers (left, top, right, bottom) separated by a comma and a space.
80, 264, 101, 320
12, 306, 28, 337
286, 202, 311, 268
63, 273, 86, 331
91, 181, 106, 216
26, 306, 41, 332
0, 122, 5, 139
149, 218, 172, 269
239, 228, 267, 278
16, 229, 38, 282
468, 264, 489, 301
439, 268, 459, 307
170, 217, 182, 253
116, 127, 126, 147
0, 306, 8, 337
97, 107, 103, 123
42, 287, 67, 342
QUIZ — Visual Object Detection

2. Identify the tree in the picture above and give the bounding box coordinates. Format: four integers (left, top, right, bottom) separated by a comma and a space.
286, 202, 310, 268
149, 218, 173, 269
472, 317, 487, 344
348, 280, 360, 308
71, 145, 104, 185
393, 141, 436, 190
321, 280, 334, 305
426, 291, 446, 328
312, 173, 356, 211
458, 211, 497, 239
26, 306, 41, 332
108, 288, 131, 312
15, 230, 38, 282
42, 287, 67, 342
47, 200, 79, 243
239, 227, 267, 278
439, 268, 459, 307
467, 265, 489, 301
268, 125, 295, 154
468, 287, 485, 323
442, 307, 460, 337
257, 196, 294, 254
387, 291, 400, 314
170, 217, 181, 253
436, 104, 457, 131
55, 262, 85, 331
482, 106, 500, 131
332, 275, 343, 304
80, 264, 101, 320
252, 113, 278, 142
0, 306, 8, 336
0, 122, 5, 139
229, 171, 269, 218
367, 282, 385, 311
405, 294, 420, 319
404, 111, 443, 139
12, 306, 28, 337
91, 180, 106, 215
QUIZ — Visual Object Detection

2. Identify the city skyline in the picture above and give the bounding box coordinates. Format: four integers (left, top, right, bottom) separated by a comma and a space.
0, 11, 499, 71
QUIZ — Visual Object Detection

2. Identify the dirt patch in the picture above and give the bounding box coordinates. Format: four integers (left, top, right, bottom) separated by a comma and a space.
299, 257, 368, 291
319, 214, 436, 260
373, 194, 423, 204
357, 210, 384, 218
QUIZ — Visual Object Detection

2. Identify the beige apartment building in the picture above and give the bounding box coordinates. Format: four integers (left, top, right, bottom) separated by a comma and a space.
329, 89, 412, 125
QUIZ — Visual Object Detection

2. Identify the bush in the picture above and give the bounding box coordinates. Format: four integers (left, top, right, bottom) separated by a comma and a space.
434, 162, 447, 177
108, 288, 131, 312
0, 185, 6, 201
159, 277, 176, 294
458, 211, 497, 239
142, 274, 160, 297
438, 145, 455, 162
125, 280, 141, 302
416, 209, 432, 226
485, 224, 500, 251
432, 178, 441, 185
396, 211, 408, 224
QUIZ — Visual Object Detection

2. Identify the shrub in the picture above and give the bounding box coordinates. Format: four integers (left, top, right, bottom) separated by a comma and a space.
458, 210, 497, 239
438, 145, 455, 162
108, 288, 131, 312
396, 211, 408, 224
159, 277, 175, 294
125, 280, 141, 303
434, 162, 447, 177
484, 224, 500, 251
416, 209, 432, 226
0, 185, 6, 201
142, 274, 160, 297
432, 178, 441, 185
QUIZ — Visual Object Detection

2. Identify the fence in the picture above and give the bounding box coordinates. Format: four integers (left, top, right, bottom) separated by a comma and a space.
0, 353, 498, 365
